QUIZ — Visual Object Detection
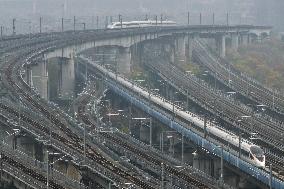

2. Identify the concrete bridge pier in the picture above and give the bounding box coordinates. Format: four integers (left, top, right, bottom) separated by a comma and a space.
117, 47, 132, 75
240, 34, 249, 46
174, 35, 187, 65
58, 56, 75, 100
231, 33, 239, 50
25, 67, 32, 87
186, 34, 195, 64
192, 154, 216, 177
216, 35, 226, 58
139, 123, 149, 144
16, 136, 39, 159
30, 59, 48, 100
173, 34, 195, 65
42, 149, 81, 183
54, 160, 81, 182
159, 42, 174, 64
131, 42, 143, 68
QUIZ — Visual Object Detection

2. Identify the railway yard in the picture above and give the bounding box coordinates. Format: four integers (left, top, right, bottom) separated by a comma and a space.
0, 25, 283, 189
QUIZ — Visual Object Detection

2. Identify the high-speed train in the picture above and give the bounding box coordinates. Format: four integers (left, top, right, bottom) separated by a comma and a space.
81, 56, 265, 168
107, 20, 176, 29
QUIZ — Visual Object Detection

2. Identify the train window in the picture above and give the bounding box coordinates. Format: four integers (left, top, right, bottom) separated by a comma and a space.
250, 145, 265, 162
249, 152, 254, 160
250, 145, 264, 156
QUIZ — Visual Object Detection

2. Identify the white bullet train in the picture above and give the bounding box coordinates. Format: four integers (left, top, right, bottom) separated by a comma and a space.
80, 56, 266, 168
107, 20, 176, 29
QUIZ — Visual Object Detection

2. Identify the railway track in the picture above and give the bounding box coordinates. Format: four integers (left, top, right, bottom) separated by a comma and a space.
142, 53, 284, 176
0, 32, 159, 188
74, 78, 220, 189
193, 40, 284, 117
0, 26, 275, 188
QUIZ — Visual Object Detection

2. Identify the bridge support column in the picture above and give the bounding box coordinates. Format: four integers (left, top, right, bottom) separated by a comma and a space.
58, 57, 75, 100
256, 35, 262, 43
186, 34, 195, 64
139, 124, 149, 144
172, 34, 196, 65
231, 33, 239, 50
117, 47, 132, 75
174, 36, 187, 65
17, 136, 38, 159
240, 34, 249, 46
216, 35, 226, 58
31, 59, 48, 100
25, 67, 32, 87
193, 154, 215, 177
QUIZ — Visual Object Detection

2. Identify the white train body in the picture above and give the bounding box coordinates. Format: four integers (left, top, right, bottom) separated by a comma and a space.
81, 56, 265, 168
107, 20, 176, 29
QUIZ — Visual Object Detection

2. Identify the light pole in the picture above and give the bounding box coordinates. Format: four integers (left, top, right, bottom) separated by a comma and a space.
46, 151, 63, 189
228, 64, 232, 86
160, 131, 184, 159
132, 117, 152, 147
269, 163, 272, 189
99, 99, 111, 125
40, 17, 42, 33
161, 162, 165, 189
83, 123, 86, 162
220, 145, 224, 186
215, 145, 224, 186
46, 150, 49, 189
237, 115, 251, 157
181, 132, 184, 164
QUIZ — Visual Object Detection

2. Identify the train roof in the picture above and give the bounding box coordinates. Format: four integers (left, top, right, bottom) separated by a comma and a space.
109, 20, 176, 25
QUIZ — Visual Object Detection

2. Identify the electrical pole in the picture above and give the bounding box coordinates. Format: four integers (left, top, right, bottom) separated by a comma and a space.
161, 162, 165, 189
84, 123, 86, 162
0, 152, 2, 183
96, 16, 99, 29
238, 130, 242, 158
155, 15, 158, 25
128, 102, 132, 135
269, 164, 272, 189
83, 23, 86, 30
160, 14, 163, 24
220, 145, 224, 185
0, 26, 3, 37
213, 13, 215, 25
161, 132, 164, 153
226, 13, 229, 26
12, 18, 16, 35
186, 89, 189, 111
149, 118, 152, 147
204, 116, 207, 138
118, 14, 122, 29
199, 13, 202, 25
46, 151, 49, 189
40, 17, 42, 33
181, 132, 184, 163
187, 12, 190, 25
105, 16, 109, 28
61, 18, 64, 32
73, 16, 76, 32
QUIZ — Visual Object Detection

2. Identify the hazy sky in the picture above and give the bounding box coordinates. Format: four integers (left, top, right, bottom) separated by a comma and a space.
0, 0, 283, 33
